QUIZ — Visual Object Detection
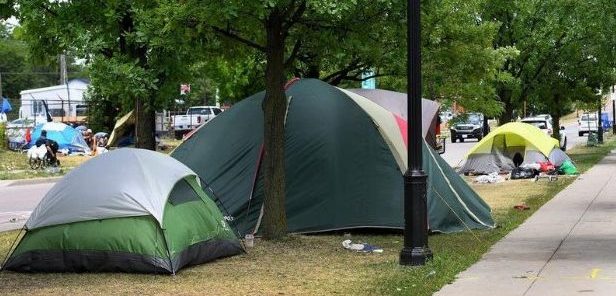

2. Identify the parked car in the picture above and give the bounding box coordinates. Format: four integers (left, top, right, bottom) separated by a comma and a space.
535, 114, 553, 125
521, 117, 567, 150
577, 112, 598, 137
172, 106, 222, 139
449, 113, 487, 143
6, 118, 36, 129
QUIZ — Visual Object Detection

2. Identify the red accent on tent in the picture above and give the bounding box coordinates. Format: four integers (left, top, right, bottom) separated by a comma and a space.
182, 126, 201, 141
394, 114, 408, 147
284, 77, 301, 90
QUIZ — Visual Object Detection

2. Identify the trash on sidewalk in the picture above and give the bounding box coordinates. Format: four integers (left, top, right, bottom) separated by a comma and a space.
342, 239, 383, 253
475, 172, 504, 184
513, 203, 530, 211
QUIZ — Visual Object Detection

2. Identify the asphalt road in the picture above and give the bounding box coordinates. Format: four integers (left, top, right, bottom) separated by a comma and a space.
0, 181, 54, 232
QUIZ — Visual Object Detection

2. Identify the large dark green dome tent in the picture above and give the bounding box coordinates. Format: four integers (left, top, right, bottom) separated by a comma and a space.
172, 79, 494, 235
2, 149, 242, 274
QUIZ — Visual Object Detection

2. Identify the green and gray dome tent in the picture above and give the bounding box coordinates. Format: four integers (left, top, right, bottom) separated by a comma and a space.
2, 148, 242, 274
172, 79, 494, 235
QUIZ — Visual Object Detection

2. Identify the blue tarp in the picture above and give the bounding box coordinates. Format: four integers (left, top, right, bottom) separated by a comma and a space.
1, 98, 11, 113
601, 112, 612, 129
29, 122, 91, 153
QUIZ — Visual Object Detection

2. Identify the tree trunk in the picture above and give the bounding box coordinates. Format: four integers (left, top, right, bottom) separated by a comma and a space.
261, 9, 288, 239
134, 97, 156, 150
552, 113, 562, 140
498, 89, 514, 124
550, 94, 562, 141
120, 10, 156, 150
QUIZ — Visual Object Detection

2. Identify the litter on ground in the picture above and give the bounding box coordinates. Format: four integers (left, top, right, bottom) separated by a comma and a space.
342, 240, 383, 253
475, 172, 504, 184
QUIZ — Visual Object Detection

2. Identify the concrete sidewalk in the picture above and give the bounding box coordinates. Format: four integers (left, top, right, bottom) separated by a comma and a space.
437, 151, 616, 296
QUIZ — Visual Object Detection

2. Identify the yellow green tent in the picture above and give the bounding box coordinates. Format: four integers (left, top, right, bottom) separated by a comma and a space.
107, 111, 135, 147
460, 122, 570, 174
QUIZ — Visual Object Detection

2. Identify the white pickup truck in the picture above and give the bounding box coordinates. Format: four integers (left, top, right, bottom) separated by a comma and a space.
578, 112, 598, 137
172, 106, 222, 139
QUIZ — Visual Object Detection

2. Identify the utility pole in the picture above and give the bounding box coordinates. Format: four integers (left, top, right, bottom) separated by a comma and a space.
60, 54, 72, 120
400, 0, 432, 266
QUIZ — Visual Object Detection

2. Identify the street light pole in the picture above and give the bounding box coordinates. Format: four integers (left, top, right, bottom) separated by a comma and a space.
612, 98, 616, 135
598, 98, 604, 144
400, 0, 432, 266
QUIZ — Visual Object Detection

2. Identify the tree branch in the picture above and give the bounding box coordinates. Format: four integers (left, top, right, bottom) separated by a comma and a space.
211, 25, 266, 52
322, 59, 362, 82
283, 0, 307, 32
340, 72, 391, 82
284, 39, 302, 68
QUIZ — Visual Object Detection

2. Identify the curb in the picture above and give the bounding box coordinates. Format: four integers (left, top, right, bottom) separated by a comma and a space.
7, 177, 62, 187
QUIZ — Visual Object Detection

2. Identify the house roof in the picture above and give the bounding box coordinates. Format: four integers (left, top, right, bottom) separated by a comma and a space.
20, 79, 89, 96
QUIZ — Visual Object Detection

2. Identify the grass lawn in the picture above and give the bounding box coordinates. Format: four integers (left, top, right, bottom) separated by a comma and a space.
0, 137, 181, 180
0, 149, 90, 180
0, 135, 614, 295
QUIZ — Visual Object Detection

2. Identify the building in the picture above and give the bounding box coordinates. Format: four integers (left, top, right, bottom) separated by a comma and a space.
19, 79, 89, 124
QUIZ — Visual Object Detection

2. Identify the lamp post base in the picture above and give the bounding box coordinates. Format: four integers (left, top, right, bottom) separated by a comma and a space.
400, 246, 433, 266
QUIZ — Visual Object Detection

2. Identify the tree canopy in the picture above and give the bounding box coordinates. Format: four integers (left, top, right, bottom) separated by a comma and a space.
483, 0, 616, 131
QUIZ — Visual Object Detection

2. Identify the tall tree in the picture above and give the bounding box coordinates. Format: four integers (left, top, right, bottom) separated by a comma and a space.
381, 0, 509, 118
483, 0, 616, 130
183, 0, 407, 238
0, 23, 60, 120
15, 1, 204, 149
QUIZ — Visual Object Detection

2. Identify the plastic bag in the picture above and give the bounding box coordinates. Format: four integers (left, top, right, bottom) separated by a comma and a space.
559, 160, 578, 175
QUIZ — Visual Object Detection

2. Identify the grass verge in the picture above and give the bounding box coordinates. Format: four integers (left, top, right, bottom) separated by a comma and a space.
0, 138, 181, 180
0, 149, 89, 180
0, 135, 614, 295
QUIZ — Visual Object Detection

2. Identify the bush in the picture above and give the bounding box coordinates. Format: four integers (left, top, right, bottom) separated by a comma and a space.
0, 122, 6, 150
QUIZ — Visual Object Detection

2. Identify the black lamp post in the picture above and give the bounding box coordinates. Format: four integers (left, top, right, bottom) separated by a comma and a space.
598, 98, 604, 144
400, 0, 432, 266
612, 97, 616, 135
